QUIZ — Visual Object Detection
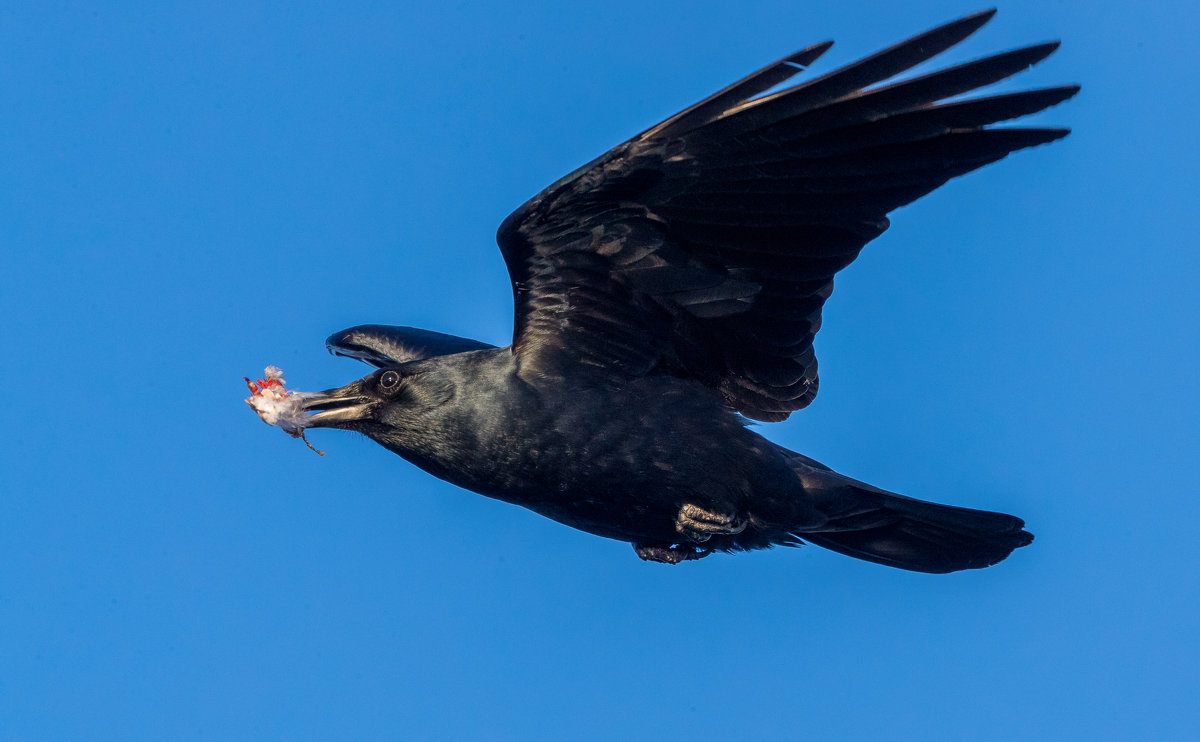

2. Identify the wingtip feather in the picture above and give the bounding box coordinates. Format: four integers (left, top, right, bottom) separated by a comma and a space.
923, 7, 998, 45
1026, 39, 1062, 63
972, 8, 999, 23
787, 40, 834, 68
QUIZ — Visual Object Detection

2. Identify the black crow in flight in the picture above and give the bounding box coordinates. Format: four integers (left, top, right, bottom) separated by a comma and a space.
285, 10, 1076, 571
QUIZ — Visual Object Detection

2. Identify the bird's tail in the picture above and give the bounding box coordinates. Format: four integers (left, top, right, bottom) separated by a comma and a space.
779, 449, 1032, 573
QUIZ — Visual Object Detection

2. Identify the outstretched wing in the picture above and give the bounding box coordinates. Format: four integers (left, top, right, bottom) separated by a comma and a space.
496, 10, 1076, 421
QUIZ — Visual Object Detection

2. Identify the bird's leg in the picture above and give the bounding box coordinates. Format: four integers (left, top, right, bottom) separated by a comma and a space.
674, 503, 747, 542
634, 543, 712, 564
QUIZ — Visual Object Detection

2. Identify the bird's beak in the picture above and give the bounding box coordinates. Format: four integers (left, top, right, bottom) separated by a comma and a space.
298, 379, 376, 429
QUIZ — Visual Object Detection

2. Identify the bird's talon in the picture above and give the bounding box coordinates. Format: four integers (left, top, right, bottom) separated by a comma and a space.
675, 503, 747, 541
634, 544, 712, 564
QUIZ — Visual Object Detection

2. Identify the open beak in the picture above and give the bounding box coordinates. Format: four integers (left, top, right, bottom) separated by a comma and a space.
298, 379, 376, 429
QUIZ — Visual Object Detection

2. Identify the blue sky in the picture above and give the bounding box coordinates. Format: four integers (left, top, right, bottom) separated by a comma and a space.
2, 1, 1197, 739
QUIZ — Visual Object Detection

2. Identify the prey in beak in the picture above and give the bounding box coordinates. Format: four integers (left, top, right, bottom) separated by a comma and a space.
244, 366, 377, 454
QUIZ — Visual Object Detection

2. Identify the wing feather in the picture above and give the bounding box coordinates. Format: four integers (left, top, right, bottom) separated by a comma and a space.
496, 11, 1076, 419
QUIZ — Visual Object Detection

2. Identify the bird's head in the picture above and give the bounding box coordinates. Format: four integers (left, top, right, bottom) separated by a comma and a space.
297, 370, 388, 432
300, 364, 454, 445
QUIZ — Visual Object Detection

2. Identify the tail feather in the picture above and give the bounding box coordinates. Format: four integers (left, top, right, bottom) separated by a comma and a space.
781, 450, 1033, 573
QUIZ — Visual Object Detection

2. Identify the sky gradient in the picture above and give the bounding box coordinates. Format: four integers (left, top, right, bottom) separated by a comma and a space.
2, 2, 1197, 740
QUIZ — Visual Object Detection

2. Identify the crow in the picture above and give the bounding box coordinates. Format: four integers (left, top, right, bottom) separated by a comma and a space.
289, 10, 1076, 571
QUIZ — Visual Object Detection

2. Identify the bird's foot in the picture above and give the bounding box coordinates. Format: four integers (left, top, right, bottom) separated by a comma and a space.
674, 503, 747, 542
634, 543, 712, 564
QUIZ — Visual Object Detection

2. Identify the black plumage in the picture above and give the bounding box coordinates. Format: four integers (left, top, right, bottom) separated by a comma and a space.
287, 11, 1074, 572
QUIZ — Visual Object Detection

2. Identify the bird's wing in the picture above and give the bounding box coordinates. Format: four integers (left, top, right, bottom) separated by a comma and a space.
496, 10, 1076, 421
326, 324, 496, 367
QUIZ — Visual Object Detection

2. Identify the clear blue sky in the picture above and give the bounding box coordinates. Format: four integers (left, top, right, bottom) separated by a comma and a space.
2, 2, 1196, 740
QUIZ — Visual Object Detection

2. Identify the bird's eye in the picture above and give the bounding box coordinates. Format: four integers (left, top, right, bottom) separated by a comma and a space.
379, 370, 401, 391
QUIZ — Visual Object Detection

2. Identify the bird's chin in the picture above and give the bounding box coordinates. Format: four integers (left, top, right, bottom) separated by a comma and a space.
298, 382, 376, 429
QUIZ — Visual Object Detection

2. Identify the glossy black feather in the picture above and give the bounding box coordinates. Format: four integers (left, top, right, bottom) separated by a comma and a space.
644, 41, 835, 140
695, 9, 999, 139
708, 42, 1063, 147
497, 11, 1075, 421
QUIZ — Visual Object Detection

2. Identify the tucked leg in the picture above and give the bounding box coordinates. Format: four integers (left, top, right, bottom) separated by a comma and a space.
634, 543, 712, 564
674, 503, 747, 542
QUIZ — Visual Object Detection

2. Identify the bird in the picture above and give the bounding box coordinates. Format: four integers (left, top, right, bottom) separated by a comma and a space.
288, 10, 1076, 572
